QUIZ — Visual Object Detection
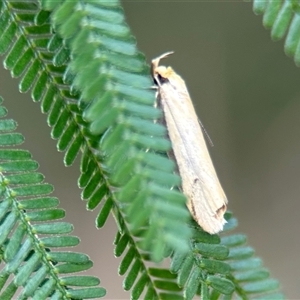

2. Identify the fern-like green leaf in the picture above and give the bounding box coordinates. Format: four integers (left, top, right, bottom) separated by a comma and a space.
221, 214, 283, 299
38, 0, 193, 261
253, 0, 300, 66
0, 96, 105, 299
167, 214, 284, 300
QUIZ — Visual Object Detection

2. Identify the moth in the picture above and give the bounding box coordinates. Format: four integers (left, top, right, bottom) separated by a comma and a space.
151, 52, 227, 234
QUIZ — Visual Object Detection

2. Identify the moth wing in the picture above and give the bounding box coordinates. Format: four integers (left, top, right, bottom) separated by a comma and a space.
189, 170, 227, 234
153, 60, 227, 234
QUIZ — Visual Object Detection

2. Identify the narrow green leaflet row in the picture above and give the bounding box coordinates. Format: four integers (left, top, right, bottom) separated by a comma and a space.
253, 0, 300, 66
0, 96, 105, 299
40, 0, 192, 261
113, 211, 284, 299
167, 213, 284, 300
113, 222, 184, 300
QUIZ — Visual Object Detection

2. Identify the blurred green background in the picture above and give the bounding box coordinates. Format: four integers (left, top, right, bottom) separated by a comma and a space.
1, 2, 300, 299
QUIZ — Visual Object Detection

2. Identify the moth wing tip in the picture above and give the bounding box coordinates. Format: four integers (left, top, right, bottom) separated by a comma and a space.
200, 215, 227, 235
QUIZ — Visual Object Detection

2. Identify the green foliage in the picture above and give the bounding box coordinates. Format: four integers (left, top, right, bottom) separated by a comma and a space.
0, 0, 286, 299
0, 96, 105, 299
168, 214, 284, 300
220, 215, 283, 299
253, 0, 300, 66
40, 0, 192, 261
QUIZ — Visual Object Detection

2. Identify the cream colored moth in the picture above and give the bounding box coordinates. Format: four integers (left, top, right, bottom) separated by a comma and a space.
151, 52, 227, 234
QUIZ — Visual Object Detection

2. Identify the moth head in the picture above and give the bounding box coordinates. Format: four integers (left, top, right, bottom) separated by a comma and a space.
151, 51, 175, 86
153, 66, 175, 85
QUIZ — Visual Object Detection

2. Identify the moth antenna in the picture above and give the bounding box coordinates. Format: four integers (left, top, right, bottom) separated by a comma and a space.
151, 51, 175, 79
